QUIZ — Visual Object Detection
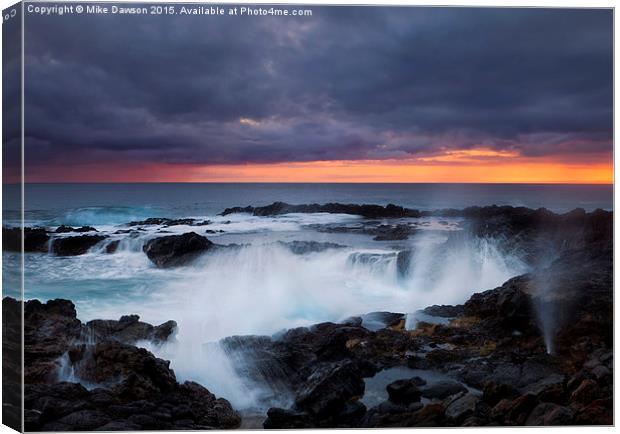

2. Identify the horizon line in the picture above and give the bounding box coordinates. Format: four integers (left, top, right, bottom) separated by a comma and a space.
3, 181, 614, 186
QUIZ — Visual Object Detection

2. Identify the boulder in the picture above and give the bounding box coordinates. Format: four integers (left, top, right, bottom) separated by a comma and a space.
386, 378, 421, 404
570, 379, 600, 404
420, 381, 468, 400
444, 393, 480, 422
143, 232, 214, 268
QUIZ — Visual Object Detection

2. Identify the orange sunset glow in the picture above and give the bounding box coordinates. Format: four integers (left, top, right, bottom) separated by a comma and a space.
24, 151, 613, 184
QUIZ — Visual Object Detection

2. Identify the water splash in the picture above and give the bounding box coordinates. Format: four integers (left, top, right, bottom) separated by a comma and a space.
22, 218, 528, 411
532, 272, 557, 355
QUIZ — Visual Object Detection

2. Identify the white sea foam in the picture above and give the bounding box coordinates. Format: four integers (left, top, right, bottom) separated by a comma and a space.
18, 212, 527, 410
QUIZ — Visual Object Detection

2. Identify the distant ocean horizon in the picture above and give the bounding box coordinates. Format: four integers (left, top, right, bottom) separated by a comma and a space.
2, 182, 613, 227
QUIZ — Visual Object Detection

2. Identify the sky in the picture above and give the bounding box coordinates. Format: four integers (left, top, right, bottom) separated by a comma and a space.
16, 6, 614, 183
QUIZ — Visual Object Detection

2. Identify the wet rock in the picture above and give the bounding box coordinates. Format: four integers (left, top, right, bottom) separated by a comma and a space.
3, 227, 50, 252
372, 224, 415, 241
406, 403, 445, 426
95, 420, 141, 431
444, 393, 480, 422
221, 202, 422, 218
421, 305, 464, 318
143, 232, 214, 268
24, 299, 83, 383
55, 409, 111, 430
105, 240, 120, 254
525, 374, 566, 404
51, 235, 108, 256
573, 399, 612, 425
482, 382, 520, 406
3, 297, 23, 431
396, 249, 414, 279
19, 297, 240, 431
386, 378, 422, 404
361, 312, 405, 330
86, 315, 176, 345
591, 364, 611, 381
55, 225, 97, 233
295, 361, 365, 417
525, 403, 572, 425
278, 240, 345, 255
263, 408, 312, 429
420, 381, 468, 400
570, 379, 601, 404
128, 218, 210, 227
506, 393, 540, 425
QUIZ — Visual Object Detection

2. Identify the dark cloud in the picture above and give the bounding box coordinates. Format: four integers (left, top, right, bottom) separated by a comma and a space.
23, 6, 613, 168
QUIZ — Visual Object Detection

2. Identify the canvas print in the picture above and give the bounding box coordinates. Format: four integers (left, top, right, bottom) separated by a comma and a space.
2, 2, 614, 431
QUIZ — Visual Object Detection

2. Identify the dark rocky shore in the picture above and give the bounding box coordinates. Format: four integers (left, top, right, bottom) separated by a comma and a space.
3, 297, 240, 431
2, 204, 613, 428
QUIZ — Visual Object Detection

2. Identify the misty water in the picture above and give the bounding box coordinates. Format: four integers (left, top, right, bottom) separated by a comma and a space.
3, 183, 612, 411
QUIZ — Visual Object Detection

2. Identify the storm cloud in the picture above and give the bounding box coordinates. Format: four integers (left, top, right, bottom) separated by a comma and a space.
23, 6, 613, 168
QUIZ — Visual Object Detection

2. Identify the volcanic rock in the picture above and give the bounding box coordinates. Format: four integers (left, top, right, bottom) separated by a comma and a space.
3, 227, 50, 252
142, 232, 214, 268
51, 235, 108, 256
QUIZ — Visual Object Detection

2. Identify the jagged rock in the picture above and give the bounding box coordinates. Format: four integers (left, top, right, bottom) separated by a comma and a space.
295, 361, 365, 416
86, 315, 176, 345
421, 305, 464, 318
143, 232, 214, 267
51, 235, 107, 256
16, 298, 241, 431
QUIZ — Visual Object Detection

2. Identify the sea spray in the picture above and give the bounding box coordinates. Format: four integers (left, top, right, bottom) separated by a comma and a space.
529, 242, 561, 355
532, 272, 557, 355
57, 352, 79, 383
139, 235, 525, 410
21, 214, 528, 411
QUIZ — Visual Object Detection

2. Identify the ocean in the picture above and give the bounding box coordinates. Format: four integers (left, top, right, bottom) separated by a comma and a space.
1, 183, 614, 226
2, 182, 613, 410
